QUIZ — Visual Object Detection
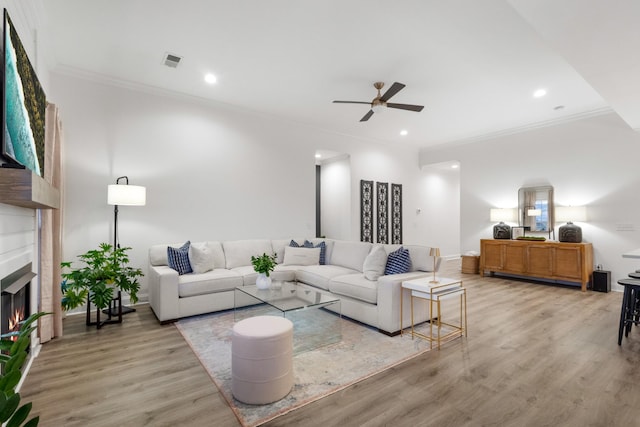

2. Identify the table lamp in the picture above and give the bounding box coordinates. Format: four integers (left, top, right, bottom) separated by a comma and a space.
490, 208, 515, 239
429, 247, 441, 283
556, 206, 587, 243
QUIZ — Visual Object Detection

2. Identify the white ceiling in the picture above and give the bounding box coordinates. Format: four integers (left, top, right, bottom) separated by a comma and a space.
41, 0, 638, 149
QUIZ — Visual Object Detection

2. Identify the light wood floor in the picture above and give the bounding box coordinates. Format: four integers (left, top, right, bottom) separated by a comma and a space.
21, 261, 640, 427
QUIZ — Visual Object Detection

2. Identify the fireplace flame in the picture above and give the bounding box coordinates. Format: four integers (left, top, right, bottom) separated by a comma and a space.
8, 307, 25, 342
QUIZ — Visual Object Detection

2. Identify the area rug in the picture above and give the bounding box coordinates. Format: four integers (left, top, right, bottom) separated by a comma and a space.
176, 310, 447, 427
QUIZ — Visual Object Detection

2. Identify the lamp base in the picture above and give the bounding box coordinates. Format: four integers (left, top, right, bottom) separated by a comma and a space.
429, 280, 439, 284
493, 222, 512, 239
559, 222, 582, 243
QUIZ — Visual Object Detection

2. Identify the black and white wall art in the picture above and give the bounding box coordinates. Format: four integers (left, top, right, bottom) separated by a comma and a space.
360, 180, 373, 242
391, 183, 403, 244
376, 182, 389, 244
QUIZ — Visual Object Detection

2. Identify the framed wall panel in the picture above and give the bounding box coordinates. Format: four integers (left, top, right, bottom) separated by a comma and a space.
376, 182, 389, 244
391, 183, 402, 244
360, 180, 373, 242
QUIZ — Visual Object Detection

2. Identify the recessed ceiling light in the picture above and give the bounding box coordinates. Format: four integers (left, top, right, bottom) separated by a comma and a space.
315, 153, 321, 159
204, 73, 217, 84
400, 130, 408, 136
451, 164, 459, 169
533, 89, 547, 98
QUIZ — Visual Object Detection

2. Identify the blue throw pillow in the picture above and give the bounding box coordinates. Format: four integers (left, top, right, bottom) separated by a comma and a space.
167, 241, 192, 275
384, 246, 412, 275
289, 240, 302, 247
304, 240, 327, 265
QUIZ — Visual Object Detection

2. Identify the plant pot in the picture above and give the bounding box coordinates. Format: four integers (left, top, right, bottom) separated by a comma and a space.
256, 273, 272, 290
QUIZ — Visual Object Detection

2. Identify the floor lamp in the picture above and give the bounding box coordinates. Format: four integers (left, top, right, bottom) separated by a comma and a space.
107, 176, 146, 315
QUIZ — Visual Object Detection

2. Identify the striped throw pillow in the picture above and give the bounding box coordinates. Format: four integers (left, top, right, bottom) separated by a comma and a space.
384, 246, 412, 275
167, 241, 193, 275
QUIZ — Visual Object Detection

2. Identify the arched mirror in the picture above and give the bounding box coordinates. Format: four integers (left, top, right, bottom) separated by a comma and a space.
518, 186, 554, 234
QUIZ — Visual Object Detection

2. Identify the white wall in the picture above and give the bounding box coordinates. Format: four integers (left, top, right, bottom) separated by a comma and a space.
320, 156, 351, 240
415, 164, 460, 257
420, 112, 640, 290
50, 73, 435, 302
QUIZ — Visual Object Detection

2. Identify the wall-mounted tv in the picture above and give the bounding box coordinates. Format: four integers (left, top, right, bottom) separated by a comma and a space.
0, 8, 46, 177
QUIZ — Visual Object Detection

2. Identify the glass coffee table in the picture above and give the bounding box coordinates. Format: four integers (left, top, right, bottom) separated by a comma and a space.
234, 281, 342, 354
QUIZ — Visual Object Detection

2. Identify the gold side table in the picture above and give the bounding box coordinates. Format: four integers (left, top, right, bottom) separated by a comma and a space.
400, 277, 467, 349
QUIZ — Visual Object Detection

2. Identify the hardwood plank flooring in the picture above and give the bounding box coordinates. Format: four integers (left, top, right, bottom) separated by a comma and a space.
21, 261, 640, 426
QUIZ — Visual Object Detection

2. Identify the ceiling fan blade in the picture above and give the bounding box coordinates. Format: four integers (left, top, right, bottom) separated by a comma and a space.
387, 103, 424, 112
360, 110, 374, 122
380, 82, 405, 102
333, 100, 371, 105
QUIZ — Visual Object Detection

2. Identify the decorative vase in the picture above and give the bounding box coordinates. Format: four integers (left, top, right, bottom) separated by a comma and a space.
256, 273, 272, 290
559, 222, 582, 243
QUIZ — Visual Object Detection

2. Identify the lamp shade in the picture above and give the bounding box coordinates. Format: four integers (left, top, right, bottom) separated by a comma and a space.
372, 103, 385, 113
556, 206, 587, 223
527, 208, 542, 217
107, 184, 146, 206
429, 247, 441, 257
490, 208, 516, 222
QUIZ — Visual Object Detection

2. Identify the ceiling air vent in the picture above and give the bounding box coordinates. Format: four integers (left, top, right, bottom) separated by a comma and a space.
163, 53, 182, 68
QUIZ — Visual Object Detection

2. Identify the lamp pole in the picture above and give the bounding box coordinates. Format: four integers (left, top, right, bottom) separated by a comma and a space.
112, 176, 129, 249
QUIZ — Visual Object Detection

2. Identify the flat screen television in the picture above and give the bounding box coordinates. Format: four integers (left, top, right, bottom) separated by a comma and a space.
0, 8, 46, 176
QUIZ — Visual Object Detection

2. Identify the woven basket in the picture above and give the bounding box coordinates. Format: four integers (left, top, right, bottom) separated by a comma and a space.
461, 255, 479, 274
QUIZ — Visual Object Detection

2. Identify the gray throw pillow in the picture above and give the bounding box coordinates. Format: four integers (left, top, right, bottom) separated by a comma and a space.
363, 246, 387, 281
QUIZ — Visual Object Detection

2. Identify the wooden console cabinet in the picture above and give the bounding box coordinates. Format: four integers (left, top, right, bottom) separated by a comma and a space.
479, 239, 593, 291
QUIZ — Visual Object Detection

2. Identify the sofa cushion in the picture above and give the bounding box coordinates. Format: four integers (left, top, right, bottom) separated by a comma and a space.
295, 265, 359, 290
384, 246, 412, 275
223, 240, 274, 269
178, 269, 242, 297
330, 241, 372, 272
363, 246, 388, 281
283, 246, 320, 266
230, 266, 259, 286
404, 245, 436, 272
232, 265, 298, 285
189, 243, 215, 274
329, 273, 378, 304
149, 244, 169, 266
271, 239, 302, 264
167, 241, 192, 275
272, 265, 298, 282
150, 241, 225, 268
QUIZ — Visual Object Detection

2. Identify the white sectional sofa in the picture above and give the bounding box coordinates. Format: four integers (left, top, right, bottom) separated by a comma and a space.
148, 238, 440, 335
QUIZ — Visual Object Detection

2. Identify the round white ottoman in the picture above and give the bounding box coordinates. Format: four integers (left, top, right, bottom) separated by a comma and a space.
231, 315, 294, 404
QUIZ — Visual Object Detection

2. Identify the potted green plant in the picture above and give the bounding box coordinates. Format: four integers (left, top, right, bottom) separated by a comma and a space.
61, 243, 143, 327
250, 253, 277, 289
0, 311, 50, 427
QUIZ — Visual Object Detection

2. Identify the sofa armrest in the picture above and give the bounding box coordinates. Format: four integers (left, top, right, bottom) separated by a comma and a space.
148, 264, 180, 322
376, 272, 432, 334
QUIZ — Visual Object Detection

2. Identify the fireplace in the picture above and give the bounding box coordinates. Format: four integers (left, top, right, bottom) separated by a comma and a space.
1, 263, 33, 340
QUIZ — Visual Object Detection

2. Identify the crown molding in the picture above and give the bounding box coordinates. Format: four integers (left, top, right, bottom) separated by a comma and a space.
423, 106, 615, 152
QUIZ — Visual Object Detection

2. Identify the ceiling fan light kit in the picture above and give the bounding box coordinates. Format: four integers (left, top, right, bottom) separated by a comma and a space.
333, 82, 425, 122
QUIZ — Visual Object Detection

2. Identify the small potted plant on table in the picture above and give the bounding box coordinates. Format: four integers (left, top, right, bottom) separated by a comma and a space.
251, 253, 277, 289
